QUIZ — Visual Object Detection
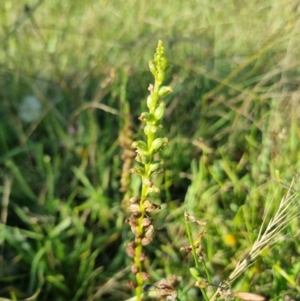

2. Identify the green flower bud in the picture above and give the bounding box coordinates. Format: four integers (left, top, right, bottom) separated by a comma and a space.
150, 138, 164, 152
149, 162, 161, 173
139, 112, 157, 125
132, 140, 147, 151
160, 57, 168, 71
154, 102, 165, 120
150, 137, 168, 153
149, 60, 157, 75
189, 267, 202, 281
138, 112, 152, 122
147, 94, 158, 111
158, 86, 172, 98
156, 71, 165, 85
146, 95, 153, 110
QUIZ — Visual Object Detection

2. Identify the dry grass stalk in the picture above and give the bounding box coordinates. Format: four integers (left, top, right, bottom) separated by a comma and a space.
210, 179, 300, 301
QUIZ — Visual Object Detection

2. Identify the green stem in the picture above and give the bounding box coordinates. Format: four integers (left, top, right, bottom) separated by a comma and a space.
184, 218, 199, 268
134, 185, 147, 301
184, 219, 209, 301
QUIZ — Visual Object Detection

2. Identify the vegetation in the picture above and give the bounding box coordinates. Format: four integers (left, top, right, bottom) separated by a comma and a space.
0, 1, 300, 301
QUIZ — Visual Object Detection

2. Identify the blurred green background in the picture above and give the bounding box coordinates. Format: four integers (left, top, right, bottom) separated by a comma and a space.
1, 0, 300, 300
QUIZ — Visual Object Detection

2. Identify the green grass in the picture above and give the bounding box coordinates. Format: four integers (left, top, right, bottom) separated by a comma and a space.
1, 0, 300, 300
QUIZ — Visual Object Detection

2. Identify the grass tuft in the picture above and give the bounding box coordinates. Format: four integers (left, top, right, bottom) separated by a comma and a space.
1, 1, 300, 300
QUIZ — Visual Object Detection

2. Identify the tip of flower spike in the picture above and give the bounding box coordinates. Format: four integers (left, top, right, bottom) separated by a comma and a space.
157, 40, 163, 50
